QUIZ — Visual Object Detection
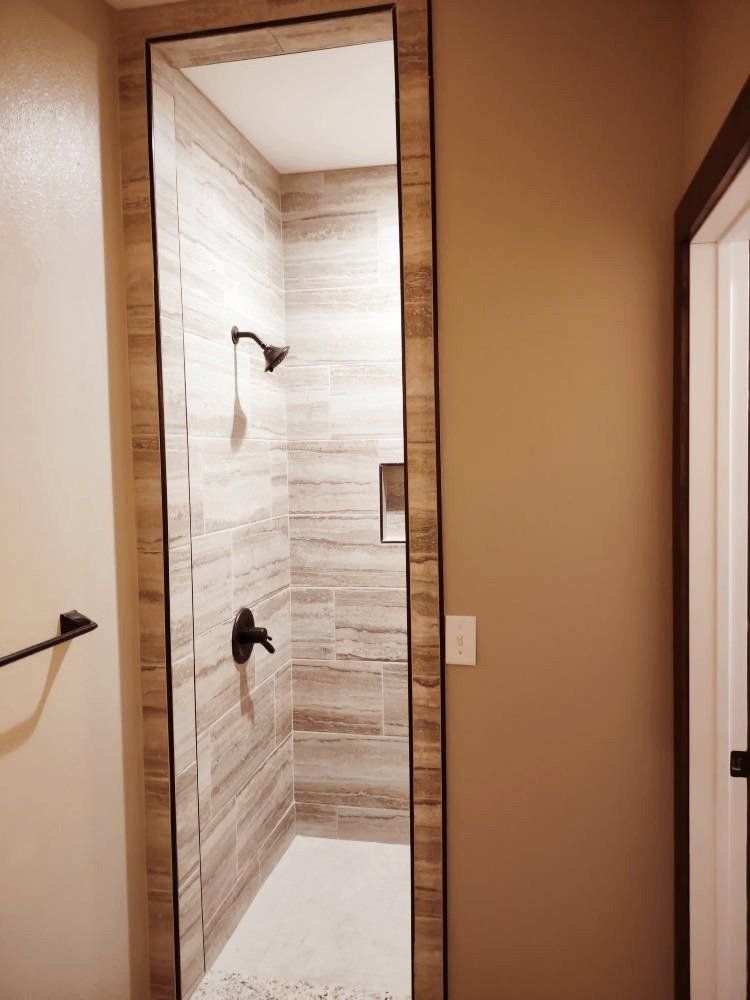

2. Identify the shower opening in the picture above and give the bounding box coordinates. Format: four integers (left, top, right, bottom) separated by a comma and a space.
149, 11, 412, 999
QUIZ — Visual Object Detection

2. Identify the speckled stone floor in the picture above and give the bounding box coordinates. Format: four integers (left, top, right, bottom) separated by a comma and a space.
192, 971, 409, 1000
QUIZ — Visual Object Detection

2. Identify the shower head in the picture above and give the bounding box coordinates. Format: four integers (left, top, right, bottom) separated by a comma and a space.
231, 326, 290, 372
263, 344, 290, 372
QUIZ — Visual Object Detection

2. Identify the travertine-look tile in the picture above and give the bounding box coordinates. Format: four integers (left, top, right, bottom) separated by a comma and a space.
192, 438, 272, 533
232, 516, 290, 609
335, 588, 408, 662
285, 366, 330, 440
165, 433, 190, 549
194, 619, 253, 734
330, 362, 404, 439
208, 677, 276, 815
236, 737, 293, 865
383, 663, 409, 737
201, 798, 238, 925
270, 444, 289, 517
338, 806, 410, 845
178, 865, 204, 997
294, 732, 410, 810
293, 660, 383, 735
275, 662, 293, 744
294, 801, 339, 839
290, 513, 405, 588
259, 804, 296, 881
203, 856, 260, 971
168, 542, 194, 662
172, 652, 197, 776
290, 588, 335, 660
288, 440, 379, 514
175, 762, 201, 883
284, 287, 401, 367
283, 211, 378, 290
191, 530, 232, 636
251, 588, 291, 685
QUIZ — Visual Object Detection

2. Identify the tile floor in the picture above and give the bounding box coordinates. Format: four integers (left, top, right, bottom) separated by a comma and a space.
211, 836, 412, 997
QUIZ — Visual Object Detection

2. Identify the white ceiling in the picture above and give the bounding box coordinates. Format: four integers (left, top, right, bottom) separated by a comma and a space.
181, 42, 397, 174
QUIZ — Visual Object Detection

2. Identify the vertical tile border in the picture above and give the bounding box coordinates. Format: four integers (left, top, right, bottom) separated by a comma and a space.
116, 3, 445, 998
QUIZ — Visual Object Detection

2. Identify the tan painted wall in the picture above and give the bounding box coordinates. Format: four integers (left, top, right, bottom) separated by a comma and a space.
0, 1, 147, 997
683, 0, 750, 184
432, 1, 683, 996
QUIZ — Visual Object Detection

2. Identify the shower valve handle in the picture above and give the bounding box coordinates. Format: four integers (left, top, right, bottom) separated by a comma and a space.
231, 607, 275, 663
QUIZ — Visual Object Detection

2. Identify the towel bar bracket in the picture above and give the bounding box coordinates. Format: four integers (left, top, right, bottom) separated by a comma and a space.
0, 610, 98, 669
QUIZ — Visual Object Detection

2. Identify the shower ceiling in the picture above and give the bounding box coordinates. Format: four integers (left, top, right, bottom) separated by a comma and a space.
181, 41, 397, 174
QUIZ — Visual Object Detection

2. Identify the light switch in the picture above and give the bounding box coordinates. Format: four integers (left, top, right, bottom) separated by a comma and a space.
445, 615, 476, 666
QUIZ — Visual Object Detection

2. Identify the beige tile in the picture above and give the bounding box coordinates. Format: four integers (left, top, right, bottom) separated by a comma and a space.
290, 513, 405, 588
330, 362, 404, 439
295, 801, 338, 839
288, 440, 379, 515
284, 287, 401, 367
285, 366, 331, 440
270, 444, 288, 517
175, 762, 200, 883
291, 588, 334, 660
275, 661, 293, 744
337, 806, 411, 845
293, 660, 383, 735
191, 530, 232, 636
335, 588, 408, 662
265, 206, 284, 289
294, 732, 410, 810
160, 319, 188, 438
184, 332, 253, 439
203, 856, 260, 970
168, 543, 194, 662
197, 728, 211, 824
194, 620, 253, 735
283, 211, 378, 290
200, 798, 237, 925
379, 438, 404, 464
231, 515, 290, 609
172, 652, 197, 775
208, 677, 276, 814
178, 865, 204, 998
247, 365, 287, 441
236, 737, 293, 865
259, 804, 295, 881
383, 662, 410, 737
193, 438, 272, 533
252, 588, 291, 686
165, 433, 190, 548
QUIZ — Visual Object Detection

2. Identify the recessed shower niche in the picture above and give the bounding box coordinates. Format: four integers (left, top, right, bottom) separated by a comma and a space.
150, 17, 411, 999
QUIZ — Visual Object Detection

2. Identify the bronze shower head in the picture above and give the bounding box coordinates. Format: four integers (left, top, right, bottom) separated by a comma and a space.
231, 326, 290, 372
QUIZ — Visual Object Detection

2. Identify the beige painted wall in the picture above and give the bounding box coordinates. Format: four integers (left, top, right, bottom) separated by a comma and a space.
0, 0, 147, 997
683, 0, 750, 184
432, 1, 683, 996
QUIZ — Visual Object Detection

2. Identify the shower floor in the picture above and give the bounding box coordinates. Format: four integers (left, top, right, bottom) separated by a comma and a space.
203, 836, 412, 999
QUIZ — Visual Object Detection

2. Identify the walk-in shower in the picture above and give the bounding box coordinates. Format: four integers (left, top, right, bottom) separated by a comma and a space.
150, 16, 412, 1000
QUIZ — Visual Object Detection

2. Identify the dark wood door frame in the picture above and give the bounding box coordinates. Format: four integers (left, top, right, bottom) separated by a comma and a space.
674, 74, 750, 1000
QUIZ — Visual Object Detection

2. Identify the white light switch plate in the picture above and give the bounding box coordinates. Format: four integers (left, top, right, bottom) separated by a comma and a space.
445, 615, 476, 665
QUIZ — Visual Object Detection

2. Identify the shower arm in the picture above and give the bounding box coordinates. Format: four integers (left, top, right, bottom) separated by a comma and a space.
231, 325, 267, 349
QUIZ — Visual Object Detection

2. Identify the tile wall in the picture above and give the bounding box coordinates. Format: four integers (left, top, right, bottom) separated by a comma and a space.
153, 54, 294, 994
153, 54, 409, 996
282, 169, 410, 845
